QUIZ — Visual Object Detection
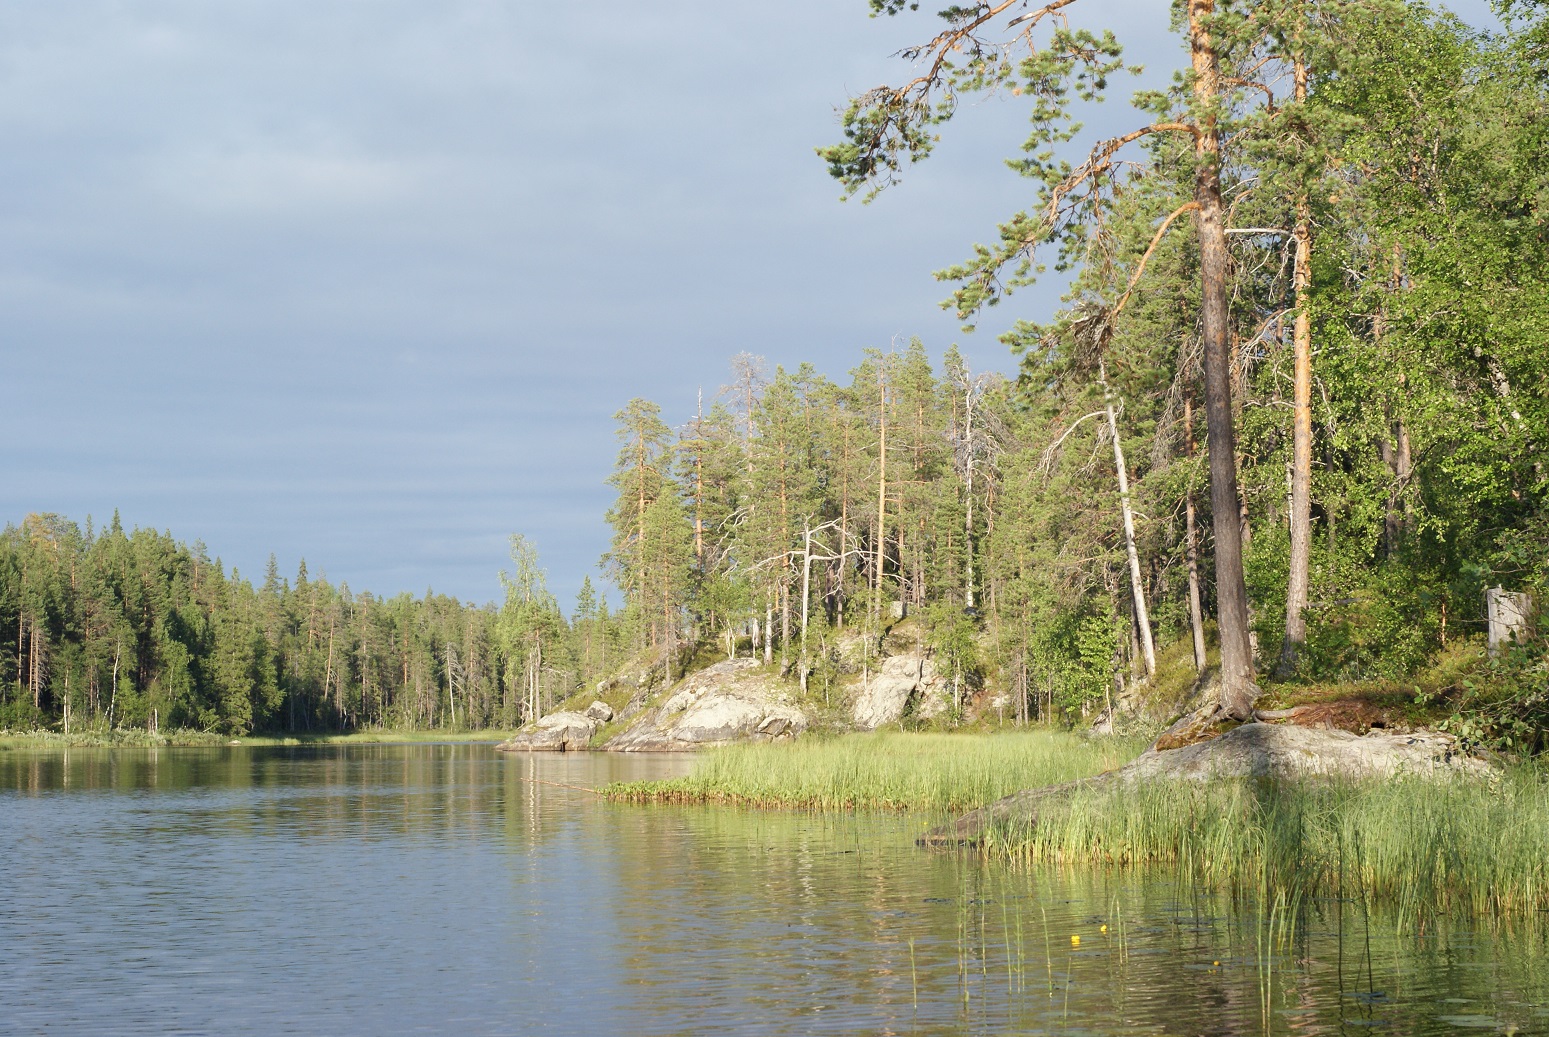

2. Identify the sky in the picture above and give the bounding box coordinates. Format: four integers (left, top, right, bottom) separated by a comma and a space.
0, 0, 1486, 610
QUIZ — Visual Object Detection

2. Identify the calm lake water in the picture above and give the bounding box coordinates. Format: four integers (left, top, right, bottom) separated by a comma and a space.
2, 744, 1546, 1036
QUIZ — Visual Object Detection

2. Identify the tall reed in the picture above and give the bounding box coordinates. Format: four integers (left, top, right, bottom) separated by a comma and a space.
986, 765, 1549, 919
603, 730, 1146, 813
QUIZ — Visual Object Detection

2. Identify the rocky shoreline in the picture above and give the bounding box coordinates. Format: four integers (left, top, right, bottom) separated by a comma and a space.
496, 658, 816, 753
921, 721, 1498, 845
496, 636, 953, 754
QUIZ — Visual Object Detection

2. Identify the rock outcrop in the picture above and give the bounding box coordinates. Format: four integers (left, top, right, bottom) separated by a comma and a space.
923, 721, 1498, 845
494, 711, 599, 752
851, 652, 946, 729
602, 658, 810, 751
1124, 723, 1496, 782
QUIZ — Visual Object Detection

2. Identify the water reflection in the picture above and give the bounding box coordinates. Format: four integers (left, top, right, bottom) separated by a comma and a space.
2, 746, 1545, 1036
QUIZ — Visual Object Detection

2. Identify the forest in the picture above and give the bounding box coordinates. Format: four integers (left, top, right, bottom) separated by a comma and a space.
3, 0, 1545, 747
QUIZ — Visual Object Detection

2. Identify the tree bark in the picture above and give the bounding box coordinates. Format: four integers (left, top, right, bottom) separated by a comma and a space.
875, 374, 888, 604
800, 525, 813, 693
1279, 43, 1314, 677
1375, 246, 1409, 558
1102, 363, 1156, 679
693, 390, 705, 570
1184, 398, 1209, 673
1279, 197, 1314, 675
763, 604, 773, 666
1190, 0, 1258, 718
963, 380, 977, 609
1381, 412, 1412, 555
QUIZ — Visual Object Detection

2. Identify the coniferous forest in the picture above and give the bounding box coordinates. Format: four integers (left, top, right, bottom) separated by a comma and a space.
4, 0, 1545, 747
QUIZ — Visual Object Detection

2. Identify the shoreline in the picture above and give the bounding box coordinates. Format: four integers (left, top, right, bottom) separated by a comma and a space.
0, 728, 519, 750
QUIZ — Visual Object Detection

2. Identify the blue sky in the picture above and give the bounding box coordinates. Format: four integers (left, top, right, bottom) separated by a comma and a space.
0, 0, 1485, 609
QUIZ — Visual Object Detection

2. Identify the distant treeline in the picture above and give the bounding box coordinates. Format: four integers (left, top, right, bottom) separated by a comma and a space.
0, 513, 617, 735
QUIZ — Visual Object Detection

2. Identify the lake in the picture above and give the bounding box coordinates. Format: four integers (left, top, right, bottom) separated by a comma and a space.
3, 744, 1545, 1035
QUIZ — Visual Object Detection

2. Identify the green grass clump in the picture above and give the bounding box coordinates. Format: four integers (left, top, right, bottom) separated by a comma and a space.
603, 730, 1149, 813
989, 765, 1549, 919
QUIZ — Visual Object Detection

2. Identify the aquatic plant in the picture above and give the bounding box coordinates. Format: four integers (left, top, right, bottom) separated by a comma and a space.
986, 764, 1549, 919
602, 730, 1147, 813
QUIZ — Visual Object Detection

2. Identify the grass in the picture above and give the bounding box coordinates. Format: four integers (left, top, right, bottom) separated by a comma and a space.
604, 724, 1549, 921
984, 763, 1549, 920
602, 729, 1151, 813
0, 727, 518, 749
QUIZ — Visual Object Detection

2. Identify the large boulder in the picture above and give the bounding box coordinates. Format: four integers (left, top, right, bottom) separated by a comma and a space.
923, 722, 1499, 845
1124, 722, 1497, 782
602, 658, 810, 751
495, 711, 599, 752
851, 653, 945, 729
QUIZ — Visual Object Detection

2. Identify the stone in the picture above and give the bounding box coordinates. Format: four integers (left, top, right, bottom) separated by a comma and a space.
913, 675, 950, 720
851, 655, 920, 729
1487, 586, 1533, 656
1122, 722, 1496, 782
672, 695, 766, 743
601, 658, 811, 751
584, 701, 615, 723
851, 653, 944, 728
923, 722, 1498, 845
494, 711, 599, 752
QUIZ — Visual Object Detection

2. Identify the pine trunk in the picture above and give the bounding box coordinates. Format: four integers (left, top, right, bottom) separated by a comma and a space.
1280, 196, 1314, 675
1190, 0, 1258, 718
875, 377, 888, 605
1184, 398, 1209, 674
1279, 44, 1314, 677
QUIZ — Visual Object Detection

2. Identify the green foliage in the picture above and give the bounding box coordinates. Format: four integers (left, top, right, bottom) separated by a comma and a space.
17, 0, 1546, 744
497, 534, 570, 726
0, 513, 585, 735
810, 0, 1547, 747
925, 601, 978, 680
1439, 638, 1549, 754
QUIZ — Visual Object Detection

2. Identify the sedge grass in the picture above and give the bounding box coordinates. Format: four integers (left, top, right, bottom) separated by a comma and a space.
605, 727, 1549, 921
986, 764, 1549, 919
602, 730, 1148, 813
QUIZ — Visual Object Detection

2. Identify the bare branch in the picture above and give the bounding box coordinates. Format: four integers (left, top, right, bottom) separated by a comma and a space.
1109, 201, 1199, 320
1039, 409, 1107, 473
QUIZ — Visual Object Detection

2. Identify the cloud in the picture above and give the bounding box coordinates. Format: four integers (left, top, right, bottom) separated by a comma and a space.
145, 140, 424, 215
0, 0, 1188, 607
